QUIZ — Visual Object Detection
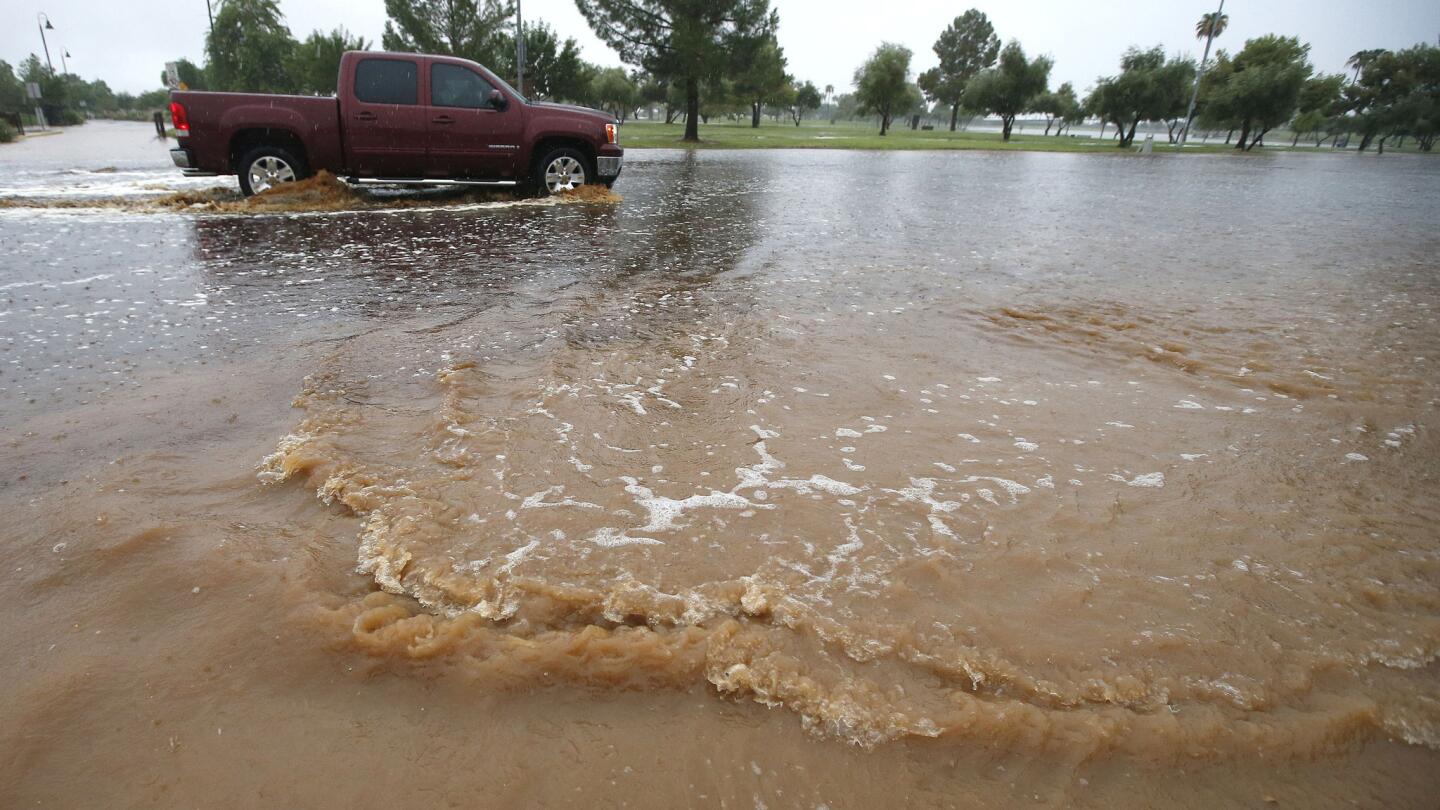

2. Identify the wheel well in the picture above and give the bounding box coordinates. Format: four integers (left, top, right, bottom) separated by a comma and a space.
229, 128, 308, 172
530, 137, 594, 177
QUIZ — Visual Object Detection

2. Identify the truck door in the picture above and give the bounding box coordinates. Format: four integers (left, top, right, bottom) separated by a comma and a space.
425, 61, 524, 180
343, 56, 428, 177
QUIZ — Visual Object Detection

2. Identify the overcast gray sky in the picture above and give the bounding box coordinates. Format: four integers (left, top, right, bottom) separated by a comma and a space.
2, 0, 1437, 95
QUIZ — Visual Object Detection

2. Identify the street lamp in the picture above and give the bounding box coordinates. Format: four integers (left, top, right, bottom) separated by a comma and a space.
37, 13, 55, 74
61, 50, 71, 75
515, 0, 525, 96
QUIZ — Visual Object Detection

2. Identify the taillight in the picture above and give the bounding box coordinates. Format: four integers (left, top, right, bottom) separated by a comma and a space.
169, 101, 189, 134
605, 123, 618, 144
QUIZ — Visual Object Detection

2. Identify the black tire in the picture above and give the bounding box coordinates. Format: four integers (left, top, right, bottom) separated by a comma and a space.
531, 147, 591, 197
236, 145, 310, 197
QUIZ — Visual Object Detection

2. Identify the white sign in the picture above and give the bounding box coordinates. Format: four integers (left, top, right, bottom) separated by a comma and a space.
25, 82, 41, 100
165, 62, 181, 90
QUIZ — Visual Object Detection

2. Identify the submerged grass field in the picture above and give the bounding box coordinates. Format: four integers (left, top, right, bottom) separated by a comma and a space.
620, 118, 1244, 154
619, 117, 1428, 155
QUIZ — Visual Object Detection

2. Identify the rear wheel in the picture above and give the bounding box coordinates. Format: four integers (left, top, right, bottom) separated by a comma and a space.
237, 145, 309, 197
533, 147, 590, 196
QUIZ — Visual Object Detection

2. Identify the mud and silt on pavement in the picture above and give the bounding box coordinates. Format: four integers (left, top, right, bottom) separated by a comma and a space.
2, 123, 1437, 807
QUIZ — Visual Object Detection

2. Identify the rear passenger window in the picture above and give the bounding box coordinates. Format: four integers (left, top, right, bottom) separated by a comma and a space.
355, 59, 418, 105
431, 63, 495, 109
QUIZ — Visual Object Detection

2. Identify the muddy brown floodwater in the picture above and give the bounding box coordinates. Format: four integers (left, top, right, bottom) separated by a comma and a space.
2, 123, 1438, 808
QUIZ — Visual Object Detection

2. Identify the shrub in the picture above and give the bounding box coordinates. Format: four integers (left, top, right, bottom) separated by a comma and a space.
0, 119, 17, 143
51, 107, 86, 126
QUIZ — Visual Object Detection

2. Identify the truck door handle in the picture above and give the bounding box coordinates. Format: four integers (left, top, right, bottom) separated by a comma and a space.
432, 116, 455, 125
354, 111, 377, 122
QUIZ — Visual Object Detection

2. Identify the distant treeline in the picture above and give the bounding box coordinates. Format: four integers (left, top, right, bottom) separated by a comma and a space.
3, 0, 1434, 153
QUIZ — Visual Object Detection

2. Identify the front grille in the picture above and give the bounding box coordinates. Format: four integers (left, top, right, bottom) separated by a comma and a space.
596, 156, 623, 176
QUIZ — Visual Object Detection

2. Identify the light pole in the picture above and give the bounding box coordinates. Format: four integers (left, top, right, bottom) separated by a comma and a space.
61, 49, 70, 75
37, 13, 55, 74
514, 0, 525, 96
206, 0, 214, 36
1179, 0, 1225, 148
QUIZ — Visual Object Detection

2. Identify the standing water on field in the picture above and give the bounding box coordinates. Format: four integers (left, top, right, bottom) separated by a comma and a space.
1, 122, 1437, 808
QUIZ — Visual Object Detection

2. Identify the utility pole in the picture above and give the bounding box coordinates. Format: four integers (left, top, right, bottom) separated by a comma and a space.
37, 13, 55, 73
206, 0, 214, 36
515, 0, 525, 95
1179, 0, 1225, 148
60, 49, 69, 75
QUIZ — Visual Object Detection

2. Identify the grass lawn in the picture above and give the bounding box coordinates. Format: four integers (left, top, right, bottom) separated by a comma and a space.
619, 117, 1432, 155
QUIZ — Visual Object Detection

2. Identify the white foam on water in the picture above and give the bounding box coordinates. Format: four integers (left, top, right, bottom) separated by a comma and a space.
1345, 453, 1369, 462
1110, 472, 1166, 488
520, 485, 602, 511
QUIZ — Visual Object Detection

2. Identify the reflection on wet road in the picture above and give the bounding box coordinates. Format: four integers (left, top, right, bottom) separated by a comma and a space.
1, 123, 1437, 808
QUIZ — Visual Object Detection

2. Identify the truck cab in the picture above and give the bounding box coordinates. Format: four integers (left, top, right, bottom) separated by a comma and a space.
169, 51, 623, 197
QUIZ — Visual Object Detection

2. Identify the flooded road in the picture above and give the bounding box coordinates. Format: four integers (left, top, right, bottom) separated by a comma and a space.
2, 122, 1438, 807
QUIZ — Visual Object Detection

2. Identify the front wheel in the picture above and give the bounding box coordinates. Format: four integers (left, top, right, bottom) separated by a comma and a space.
533, 147, 590, 196
237, 145, 309, 197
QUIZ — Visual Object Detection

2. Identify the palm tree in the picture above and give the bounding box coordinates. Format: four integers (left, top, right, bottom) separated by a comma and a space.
1179, 2, 1227, 146
1195, 11, 1229, 41
1345, 49, 1386, 84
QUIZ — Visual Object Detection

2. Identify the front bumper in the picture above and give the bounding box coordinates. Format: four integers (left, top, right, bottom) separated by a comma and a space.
596, 154, 623, 178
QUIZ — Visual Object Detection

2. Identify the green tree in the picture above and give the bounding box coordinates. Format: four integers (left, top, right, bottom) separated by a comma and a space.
1200, 35, 1311, 150
382, 0, 513, 67
1289, 73, 1344, 145
574, 0, 776, 142
852, 42, 912, 135
1347, 44, 1440, 152
964, 41, 1051, 141
290, 28, 369, 95
0, 61, 26, 114
1087, 47, 1194, 147
590, 66, 640, 120
916, 9, 999, 132
733, 34, 788, 128
789, 80, 821, 125
1033, 81, 1080, 136
495, 22, 590, 101
206, 0, 298, 93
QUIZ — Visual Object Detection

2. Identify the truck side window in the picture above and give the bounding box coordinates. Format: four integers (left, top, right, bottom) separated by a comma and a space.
355, 59, 418, 105
431, 64, 496, 109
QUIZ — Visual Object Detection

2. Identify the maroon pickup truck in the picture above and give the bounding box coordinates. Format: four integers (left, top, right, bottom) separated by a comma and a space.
168, 51, 623, 197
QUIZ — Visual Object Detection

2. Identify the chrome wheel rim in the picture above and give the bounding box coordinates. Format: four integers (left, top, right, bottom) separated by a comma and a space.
247, 156, 296, 194
543, 156, 586, 193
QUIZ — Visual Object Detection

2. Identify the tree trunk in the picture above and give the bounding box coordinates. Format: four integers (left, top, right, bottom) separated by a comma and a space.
1121, 121, 1138, 148
1247, 128, 1267, 151
1002, 115, 1014, 141
879, 112, 889, 136
751, 102, 760, 128
949, 103, 960, 132
1099, 121, 1106, 139
1234, 119, 1250, 150
1225, 128, 1233, 144
1044, 116, 1053, 136
1292, 132, 1300, 147
683, 78, 700, 142
1358, 131, 1375, 151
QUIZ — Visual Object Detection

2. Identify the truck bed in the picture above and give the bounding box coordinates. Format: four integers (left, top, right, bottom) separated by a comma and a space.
172, 91, 344, 177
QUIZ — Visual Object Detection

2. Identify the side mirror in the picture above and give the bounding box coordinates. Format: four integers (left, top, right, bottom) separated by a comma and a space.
488, 89, 507, 110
